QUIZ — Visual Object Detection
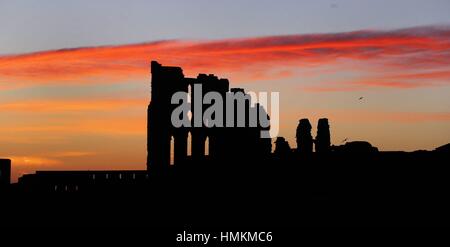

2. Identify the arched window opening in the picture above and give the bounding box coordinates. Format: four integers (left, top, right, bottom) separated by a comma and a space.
170, 136, 175, 165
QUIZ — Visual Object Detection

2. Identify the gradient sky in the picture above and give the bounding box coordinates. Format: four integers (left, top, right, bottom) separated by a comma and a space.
1, 0, 450, 181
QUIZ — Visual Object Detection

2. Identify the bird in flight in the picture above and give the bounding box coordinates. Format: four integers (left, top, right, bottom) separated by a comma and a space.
358, 97, 364, 100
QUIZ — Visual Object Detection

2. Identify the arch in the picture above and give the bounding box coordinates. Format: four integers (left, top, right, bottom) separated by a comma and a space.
187, 131, 192, 156
205, 136, 209, 156
191, 130, 206, 160
188, 84, 192, 100
170, 135, 174, 165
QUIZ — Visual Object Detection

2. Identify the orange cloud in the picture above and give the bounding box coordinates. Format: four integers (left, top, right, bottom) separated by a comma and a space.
0, 116, 145, 136
302, 81, 427, 92
0, 98, 146, 113
7, 154, 91, 182
303, 72, 450, 92
354, 80, 435, 89
1, 25, 449, 89
387, 70, 450, 80
49, 151, 95, 158
9, 156, 63, 168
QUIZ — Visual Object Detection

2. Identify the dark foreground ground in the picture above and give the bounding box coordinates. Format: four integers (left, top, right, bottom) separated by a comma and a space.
1, 152, 449, 227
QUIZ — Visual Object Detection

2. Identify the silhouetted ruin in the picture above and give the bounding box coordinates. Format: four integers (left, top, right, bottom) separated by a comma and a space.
18, 170, 148, 192
435, 143, 450, 153
331, 141, 379, 153
274, 137, 292, 158
316, 118, 331, 153
147, 61, 271, 171
1, 61, 449, 227
296, 118, 313, 154
0, 159, 11, 189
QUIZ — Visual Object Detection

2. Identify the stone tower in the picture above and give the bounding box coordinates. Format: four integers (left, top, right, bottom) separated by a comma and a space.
147, 61, 188, 172
296, 118, 313, 154
316, 118, 331, 153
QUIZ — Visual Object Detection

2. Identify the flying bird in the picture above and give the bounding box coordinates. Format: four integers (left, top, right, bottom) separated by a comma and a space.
358, 97, 364, 100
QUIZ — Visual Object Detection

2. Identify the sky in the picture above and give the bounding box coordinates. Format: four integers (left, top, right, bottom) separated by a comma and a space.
1, 0, 450, 181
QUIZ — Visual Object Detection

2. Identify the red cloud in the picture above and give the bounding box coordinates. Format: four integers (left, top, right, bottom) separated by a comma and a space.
1, 25, 450, 89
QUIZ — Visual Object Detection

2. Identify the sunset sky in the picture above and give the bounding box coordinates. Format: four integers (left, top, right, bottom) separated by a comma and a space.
1, 0, 450, 181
